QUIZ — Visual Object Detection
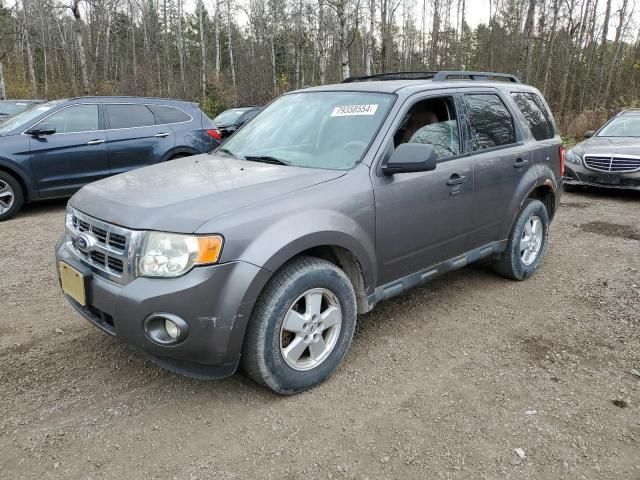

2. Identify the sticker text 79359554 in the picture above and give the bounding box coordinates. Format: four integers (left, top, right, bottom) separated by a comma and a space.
331, 104, 379, 117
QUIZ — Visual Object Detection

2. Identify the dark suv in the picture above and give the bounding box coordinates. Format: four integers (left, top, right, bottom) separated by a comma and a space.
55, 71, 563, 394
0, 97, 219, 220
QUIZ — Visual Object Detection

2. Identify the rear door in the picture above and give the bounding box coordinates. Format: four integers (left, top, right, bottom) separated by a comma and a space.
104, 103, 176, 175
28, 103, 109, 198
461, 91, 534, 249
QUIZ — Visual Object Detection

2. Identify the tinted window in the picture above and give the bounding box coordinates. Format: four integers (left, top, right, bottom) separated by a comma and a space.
511, 92, 555, 140
42, 104, 99, 133
464, 94, 516, 150
106, 104, 155, 129
148, 105, 191, 124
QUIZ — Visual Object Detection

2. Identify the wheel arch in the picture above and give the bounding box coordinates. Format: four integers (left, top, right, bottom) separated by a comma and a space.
526, 180, 557, 221
0, 160, 35, 201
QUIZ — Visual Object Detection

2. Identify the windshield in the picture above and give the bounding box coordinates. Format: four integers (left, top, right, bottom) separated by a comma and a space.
214, 109, 247, 126
220, 91, 394, 170
598, 116, 640, 137
0, 101, 33, 116
0, 100, 63, 134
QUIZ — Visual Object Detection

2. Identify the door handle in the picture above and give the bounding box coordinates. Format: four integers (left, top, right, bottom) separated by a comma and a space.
154, 132, 170, 138
446, 174, 467, 186
514, 157, 529, 168
86, 139, 105, 145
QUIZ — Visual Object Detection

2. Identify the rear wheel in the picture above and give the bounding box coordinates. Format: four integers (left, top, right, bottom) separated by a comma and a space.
241, 256, 357, 395
492, 199, 549, 280
0, 172, 24, 222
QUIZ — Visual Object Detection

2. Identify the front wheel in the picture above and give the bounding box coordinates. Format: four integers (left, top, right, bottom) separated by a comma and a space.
0, 172, 24, 222
241, 256, 357, 395
492, 199, 550, 280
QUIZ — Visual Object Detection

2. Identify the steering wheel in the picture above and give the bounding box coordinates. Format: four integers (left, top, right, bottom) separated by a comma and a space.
343, 140, 367, 153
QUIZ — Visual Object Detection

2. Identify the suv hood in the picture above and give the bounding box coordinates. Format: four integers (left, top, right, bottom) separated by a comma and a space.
70, 153, 346, 233
574, 136, 640, 156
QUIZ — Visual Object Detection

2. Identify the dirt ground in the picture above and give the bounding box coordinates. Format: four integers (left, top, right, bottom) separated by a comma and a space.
1, 188, 639, 480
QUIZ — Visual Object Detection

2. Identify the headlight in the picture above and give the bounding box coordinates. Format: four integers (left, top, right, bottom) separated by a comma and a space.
566, 149, 582, 165
139, 232, 223, 278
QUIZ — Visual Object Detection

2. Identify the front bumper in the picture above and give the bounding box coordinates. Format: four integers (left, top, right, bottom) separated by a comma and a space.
55, 237, 269, 379
564, 163, 640, 190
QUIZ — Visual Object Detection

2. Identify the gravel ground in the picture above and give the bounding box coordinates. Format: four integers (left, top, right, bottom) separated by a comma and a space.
1, 189, 639, 480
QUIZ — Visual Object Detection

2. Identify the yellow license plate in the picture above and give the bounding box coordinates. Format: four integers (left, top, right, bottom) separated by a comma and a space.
59, 261, 86, 306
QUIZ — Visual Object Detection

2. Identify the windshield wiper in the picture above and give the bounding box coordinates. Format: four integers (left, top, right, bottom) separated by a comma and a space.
217, 147, 239, 159
243, 155, 291, 166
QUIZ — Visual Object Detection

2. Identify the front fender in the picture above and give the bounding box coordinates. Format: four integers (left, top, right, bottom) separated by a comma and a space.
235, 209, 377, 297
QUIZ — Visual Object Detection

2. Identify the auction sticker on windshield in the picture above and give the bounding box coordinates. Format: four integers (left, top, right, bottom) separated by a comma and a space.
331, 104, 379, 117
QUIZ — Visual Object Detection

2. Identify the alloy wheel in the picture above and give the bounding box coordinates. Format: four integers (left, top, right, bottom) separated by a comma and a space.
280, 288, 342, 371
520, 215, 543, 266
0, 180, 14, 215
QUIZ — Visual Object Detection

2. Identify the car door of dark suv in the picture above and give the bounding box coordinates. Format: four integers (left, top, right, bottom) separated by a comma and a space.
460, 89, 536, 250
104, 103, 176, 175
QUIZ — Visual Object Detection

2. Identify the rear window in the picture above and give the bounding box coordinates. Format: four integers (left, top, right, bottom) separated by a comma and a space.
106, 104, 155, 129
148, 105, 191, 124
464, 94, 516, 150
511, 92, 555, 141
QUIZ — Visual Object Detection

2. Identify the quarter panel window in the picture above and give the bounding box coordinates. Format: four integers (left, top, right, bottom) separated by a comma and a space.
464, 94, 516, 150
42, 104, 99, 134
106, 104, 156, 129
147, 105, 191, 124
511, 92, 555, 141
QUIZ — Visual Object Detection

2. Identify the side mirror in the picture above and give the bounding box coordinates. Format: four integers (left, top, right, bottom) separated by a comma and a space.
382, 143, 438, 175
26, 123, 56, 136
584, 130, 594, 139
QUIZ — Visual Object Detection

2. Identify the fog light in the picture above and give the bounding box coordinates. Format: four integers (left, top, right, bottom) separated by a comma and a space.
143, 313, 189, 345
165, 319, 180, 339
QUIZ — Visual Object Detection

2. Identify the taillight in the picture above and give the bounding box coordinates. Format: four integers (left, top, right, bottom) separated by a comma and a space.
207, 129, 222, 141
559, 146, 565, 177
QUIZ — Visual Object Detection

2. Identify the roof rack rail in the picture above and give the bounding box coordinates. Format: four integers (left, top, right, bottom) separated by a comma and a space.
341, 71, 438, 83
341, 70, 520, 84
433, 71, 520, 83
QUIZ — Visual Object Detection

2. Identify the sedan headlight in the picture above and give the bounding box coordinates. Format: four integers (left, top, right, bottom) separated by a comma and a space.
566, 149, 582, 165
139, 232, 223, 278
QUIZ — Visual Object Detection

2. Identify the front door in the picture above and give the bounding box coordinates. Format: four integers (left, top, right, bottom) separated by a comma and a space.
29, 103, 109, 198
104, 103, 176, 175
372, 94, 476, 285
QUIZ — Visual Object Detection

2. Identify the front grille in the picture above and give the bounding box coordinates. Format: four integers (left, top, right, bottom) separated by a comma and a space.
66, 208, 142, 284
584, 154, 640, 173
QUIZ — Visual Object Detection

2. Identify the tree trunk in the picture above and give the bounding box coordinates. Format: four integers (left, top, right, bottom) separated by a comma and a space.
521, 0, 536, 83
226, 0, 236, 91
199, 1, 206, 97
177, 0, 186, 94
215, 0, 220, 80
71, 0, 90, 95
22, 0, 37, 96
0, 62, 6, 100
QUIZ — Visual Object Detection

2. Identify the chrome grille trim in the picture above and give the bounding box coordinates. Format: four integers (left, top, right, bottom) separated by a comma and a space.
65, 208, 144, 285
584, 154, 640, 173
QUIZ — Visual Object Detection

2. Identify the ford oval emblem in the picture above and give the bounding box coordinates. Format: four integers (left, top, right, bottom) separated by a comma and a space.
74, 233, 94, 254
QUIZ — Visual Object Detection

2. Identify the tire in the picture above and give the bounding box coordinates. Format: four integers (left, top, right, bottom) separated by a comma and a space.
492, 199, 550, 281
241, 256, 357, 395
0, 171, 24, 222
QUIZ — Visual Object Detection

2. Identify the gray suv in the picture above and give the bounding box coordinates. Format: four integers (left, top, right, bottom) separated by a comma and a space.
55, 71, 563, 394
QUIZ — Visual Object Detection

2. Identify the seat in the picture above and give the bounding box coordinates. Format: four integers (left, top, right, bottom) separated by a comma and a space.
409, 120, 460, 158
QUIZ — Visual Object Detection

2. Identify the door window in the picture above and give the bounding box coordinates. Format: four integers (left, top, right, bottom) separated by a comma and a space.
393, 97, 460, 160
511, 92, 555, 141
464, 94, 516, 150
41, 104, 99, 133
105, 104, 156, 129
